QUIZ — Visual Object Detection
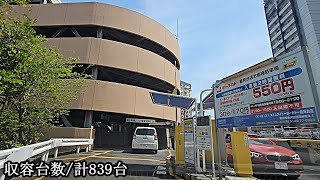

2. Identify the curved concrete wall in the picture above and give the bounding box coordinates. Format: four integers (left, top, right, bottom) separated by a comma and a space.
15, 2, 180, 63
71, 80, 180, 121
16, 2, 181, 122
46, 38, 179, 88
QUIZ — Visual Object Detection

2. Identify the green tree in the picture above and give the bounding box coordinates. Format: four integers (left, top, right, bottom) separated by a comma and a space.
0, 5, 87, 149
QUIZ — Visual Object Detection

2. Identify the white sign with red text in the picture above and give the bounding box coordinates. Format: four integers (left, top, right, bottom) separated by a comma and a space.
214, 51, 319, 128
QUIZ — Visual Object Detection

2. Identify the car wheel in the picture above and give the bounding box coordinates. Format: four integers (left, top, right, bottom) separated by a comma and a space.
132, 149, 136, 154
154, 150, 158, 154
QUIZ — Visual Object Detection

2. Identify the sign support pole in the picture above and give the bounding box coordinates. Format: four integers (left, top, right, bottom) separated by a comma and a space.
213, 82, 223, 180
149, 91, 198, 172
194, 99, 200, 172
209, 118, 216, 179
197, 148, 201, 172
202, 149, 206, 172
199, 88, 215, 176
196, 115, 215, 177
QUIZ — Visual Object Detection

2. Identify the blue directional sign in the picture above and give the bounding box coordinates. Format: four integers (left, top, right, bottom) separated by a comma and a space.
149, 92, 195, 109
150, 92, 168, 105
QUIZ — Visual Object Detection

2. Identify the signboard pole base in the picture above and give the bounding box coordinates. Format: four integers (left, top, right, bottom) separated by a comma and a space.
197, 148, 201, 172
202, 149, 206, 172
210, 119, 216, 179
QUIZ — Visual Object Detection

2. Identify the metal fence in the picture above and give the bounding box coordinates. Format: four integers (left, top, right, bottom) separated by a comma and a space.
0, 138, 94, 180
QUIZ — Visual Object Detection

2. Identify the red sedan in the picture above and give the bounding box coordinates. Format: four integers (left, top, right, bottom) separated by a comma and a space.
226, 139, 304, 177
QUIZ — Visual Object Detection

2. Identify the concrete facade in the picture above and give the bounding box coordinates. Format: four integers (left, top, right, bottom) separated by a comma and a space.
16, 2, 181, 121
264, 0, 320, 119
294, 0, 320, 108
15, 2, 181, 148
264, 0, 303, 57
180, 81, 192, 97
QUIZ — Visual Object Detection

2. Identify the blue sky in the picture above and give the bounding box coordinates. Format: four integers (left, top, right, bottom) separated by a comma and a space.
67, 0, 273, 100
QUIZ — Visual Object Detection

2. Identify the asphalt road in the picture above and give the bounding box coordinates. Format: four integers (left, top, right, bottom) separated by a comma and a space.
10, 148, 320, 180
298, 165, 320, 180
12, 149, 177, 180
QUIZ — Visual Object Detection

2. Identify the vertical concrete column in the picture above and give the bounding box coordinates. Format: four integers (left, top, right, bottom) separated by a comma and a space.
92, 66, 98, 80
84, 111, 93, 128
76, 146, 80, 154
166, 128, 170, 149
97, 27, 103, 38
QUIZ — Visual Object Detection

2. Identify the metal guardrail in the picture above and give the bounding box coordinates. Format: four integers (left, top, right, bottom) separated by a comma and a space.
0, 138, 93, 180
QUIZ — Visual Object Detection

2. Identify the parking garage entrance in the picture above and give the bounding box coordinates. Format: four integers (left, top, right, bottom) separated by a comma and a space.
63, 110, 172, 150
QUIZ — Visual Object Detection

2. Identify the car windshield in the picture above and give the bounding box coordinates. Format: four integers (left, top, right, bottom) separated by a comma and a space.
249, 140, 273, 145
136, 129, 155, 135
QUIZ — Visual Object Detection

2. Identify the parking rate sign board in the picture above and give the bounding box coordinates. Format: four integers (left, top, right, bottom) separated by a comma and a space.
196, 116, 212, 150
184, 119, 195, 165
214, 51, 319, 128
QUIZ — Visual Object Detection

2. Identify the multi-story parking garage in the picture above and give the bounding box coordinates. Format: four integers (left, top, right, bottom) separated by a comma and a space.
16, 2, 181, 148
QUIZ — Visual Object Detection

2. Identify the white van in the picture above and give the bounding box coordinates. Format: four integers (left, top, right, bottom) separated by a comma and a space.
132, 127, 158, 154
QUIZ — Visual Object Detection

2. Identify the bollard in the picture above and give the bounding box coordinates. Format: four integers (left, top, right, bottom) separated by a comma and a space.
231, 132, 253, 177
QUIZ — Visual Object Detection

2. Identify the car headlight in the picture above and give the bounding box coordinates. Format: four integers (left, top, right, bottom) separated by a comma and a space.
292, 154, 301, 160
250, 152, 263, 158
